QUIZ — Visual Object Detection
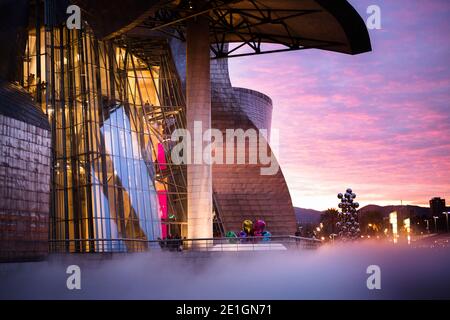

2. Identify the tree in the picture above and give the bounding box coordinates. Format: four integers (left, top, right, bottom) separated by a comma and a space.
320, 208, 339, 239
358, 210, 384, 236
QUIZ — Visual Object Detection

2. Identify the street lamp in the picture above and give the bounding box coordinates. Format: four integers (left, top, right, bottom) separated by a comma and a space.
442, 212, 450, 233
425, 219, 430, 233
433, 216, 439, 233
330, 233, 337, 243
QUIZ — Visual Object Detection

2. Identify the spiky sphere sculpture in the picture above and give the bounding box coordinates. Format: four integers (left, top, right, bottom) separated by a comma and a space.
336, 188, 360, 240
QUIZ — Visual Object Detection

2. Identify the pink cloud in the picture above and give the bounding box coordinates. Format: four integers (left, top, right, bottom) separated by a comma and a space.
229, 0, 450, 210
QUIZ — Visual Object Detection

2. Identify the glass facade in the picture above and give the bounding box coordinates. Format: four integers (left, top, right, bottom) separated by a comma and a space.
22, 12, 187, 252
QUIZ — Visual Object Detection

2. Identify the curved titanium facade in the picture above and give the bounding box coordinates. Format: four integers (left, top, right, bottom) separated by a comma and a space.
170, 41, 296, 235
0, 82, 51, 261
211, 56, 297, 235
233, 87, 273, 138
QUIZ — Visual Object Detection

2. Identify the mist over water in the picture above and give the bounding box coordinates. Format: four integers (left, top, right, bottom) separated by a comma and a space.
1, 243, 449, 299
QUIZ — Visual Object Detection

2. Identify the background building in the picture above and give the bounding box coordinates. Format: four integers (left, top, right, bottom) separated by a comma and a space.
430, 197, 446, 217
430, 197, 447, 232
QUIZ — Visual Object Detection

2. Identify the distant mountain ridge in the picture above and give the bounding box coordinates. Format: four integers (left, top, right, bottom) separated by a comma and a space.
357, 204, 430, 218
295, 204, 433, 224
294, 207, 322, 224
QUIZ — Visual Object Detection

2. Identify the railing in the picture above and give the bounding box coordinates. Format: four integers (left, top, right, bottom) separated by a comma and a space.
48, 236, 322, 253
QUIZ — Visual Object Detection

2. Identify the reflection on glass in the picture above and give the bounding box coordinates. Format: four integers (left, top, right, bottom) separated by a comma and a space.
22, 23, 187, 252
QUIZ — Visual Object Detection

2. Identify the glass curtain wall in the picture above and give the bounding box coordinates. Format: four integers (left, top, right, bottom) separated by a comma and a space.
22, 4, 187, 252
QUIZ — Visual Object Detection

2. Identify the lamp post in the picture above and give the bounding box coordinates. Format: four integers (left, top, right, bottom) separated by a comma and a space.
442, 212, 449, 233
433, 216, 439, 233
330, 233, 337, 244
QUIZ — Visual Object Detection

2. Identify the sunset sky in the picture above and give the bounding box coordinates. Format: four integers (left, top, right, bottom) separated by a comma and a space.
229, 0, 450, 210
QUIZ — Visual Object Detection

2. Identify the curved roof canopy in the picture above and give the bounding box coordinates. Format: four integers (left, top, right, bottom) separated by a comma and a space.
73, 0, 371, 57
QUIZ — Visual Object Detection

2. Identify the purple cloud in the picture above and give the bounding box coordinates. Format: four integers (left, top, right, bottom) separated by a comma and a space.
229, 0, 450, 210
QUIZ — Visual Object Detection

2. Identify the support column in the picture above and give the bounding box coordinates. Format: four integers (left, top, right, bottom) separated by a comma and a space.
186, 16, 213, 240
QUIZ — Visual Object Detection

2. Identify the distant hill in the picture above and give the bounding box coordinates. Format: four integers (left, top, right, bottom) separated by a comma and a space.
358, 204, 430, 218
294, 204, 432, 225
294, 207, 322, 224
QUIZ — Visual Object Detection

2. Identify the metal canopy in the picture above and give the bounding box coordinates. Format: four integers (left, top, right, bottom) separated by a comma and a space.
73, 0, 371, 57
